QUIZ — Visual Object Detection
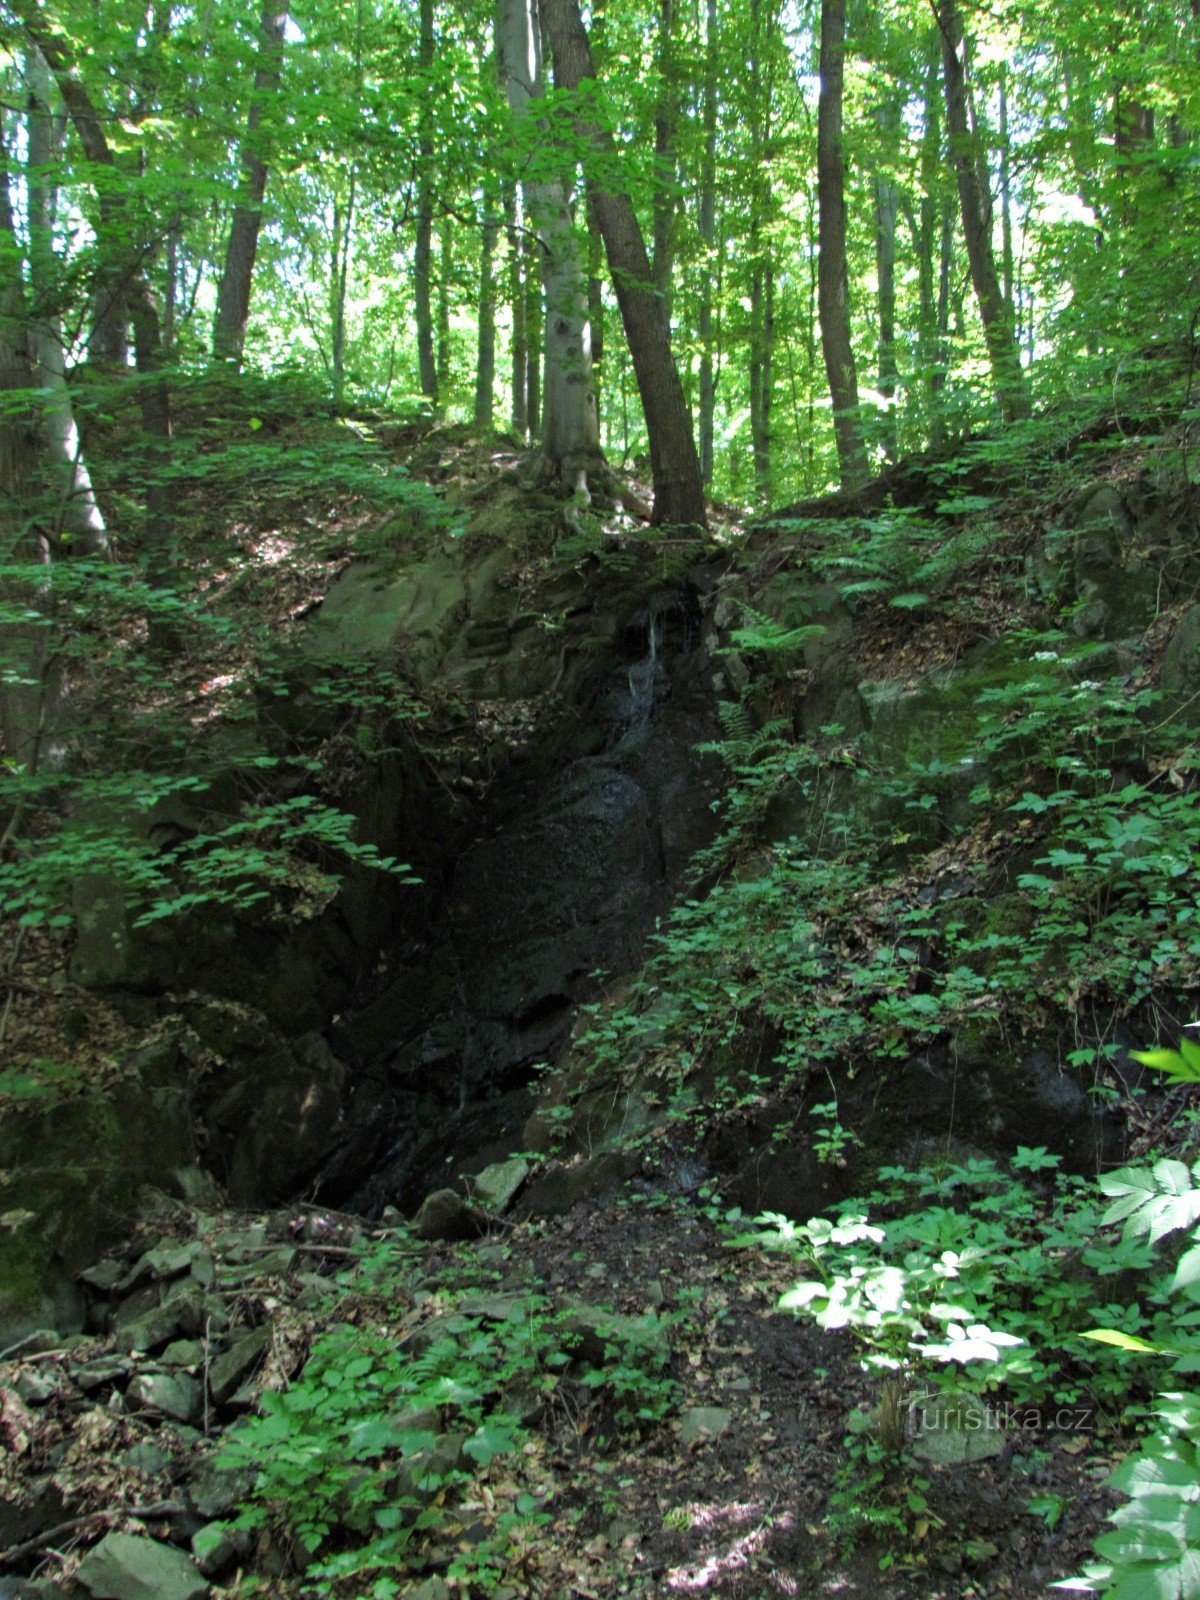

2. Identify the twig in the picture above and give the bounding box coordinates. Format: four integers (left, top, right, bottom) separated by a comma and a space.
0, 1502, 185, 1568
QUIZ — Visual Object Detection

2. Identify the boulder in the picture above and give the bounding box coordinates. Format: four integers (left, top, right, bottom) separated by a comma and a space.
126, 1371, 203, 1424
412, 1190, 487, 1242
208, 1328, 269, 1406
74, 1533, 208, 1600
1162, 605, 1200, 695
469, 1158, 529, 1215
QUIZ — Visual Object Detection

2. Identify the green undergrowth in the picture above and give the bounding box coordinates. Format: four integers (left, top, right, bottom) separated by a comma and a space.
0, 374, 457, 954
546, 615, 1200, 1147
727, 1081, 1200, 1597
213, 1231, 680, 1596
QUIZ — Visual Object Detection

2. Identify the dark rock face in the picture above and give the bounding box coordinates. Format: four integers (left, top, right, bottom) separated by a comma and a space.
325, 589, 724, 1213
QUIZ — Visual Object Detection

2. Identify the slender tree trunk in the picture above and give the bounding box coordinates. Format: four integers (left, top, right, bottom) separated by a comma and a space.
697, 0, 718, 485
474, 182, 499, 430
651, 0, 678, 316
436, 223, 453, 399
26, 49, 107, 554
587, 197, 604, 425
541, 0, 706, 528
498, 0, 598, 488
749, 260, 773, 502
21, 10, 176, 574
526, 228, 542, 440
212, 0, 287, 365
998, 67, 1015, 313
937, 0, 1028, 421
330, 172, 356, 408
873, 98, 900, 462
414, 0, 438, 404
817, 0, 868, 488
0, 140, 62, 792
506, 183, 528, 438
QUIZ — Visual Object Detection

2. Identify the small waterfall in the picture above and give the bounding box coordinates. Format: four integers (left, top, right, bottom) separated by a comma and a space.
626, 612, 662, 728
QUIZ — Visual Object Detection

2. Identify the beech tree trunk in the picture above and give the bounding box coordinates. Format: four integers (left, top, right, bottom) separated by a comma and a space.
505, 183, 528, 438
20, 7, 175, 575
212, 0, 287, 365
0, 142, 61, 793
873, 98, 900, 463
696, 0, 718, 485
498, 0, 598, 488
651, 0, 678, 316
474, 182, 499, 430
26, 49, 108, 555
541, 0, 706, 529
817, 0, 868, 488
937, 0, 1029, 421
413, 0, 437, 403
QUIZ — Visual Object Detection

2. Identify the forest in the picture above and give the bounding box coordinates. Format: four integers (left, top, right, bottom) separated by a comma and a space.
2, 0, 1200, 1598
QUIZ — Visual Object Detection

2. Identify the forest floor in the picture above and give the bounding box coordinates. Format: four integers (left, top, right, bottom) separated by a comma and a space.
0, 1182, 1118, 1600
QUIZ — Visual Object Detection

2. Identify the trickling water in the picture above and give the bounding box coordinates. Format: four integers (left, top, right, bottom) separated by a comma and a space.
626, 612, 662, 728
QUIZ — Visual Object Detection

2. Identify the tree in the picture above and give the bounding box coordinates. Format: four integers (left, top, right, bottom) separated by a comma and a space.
936, 0, 1028, 423
213, 0, 289, 366
497, 0, 600, 491
817, 0, 868, 489
541, 0, 707, 529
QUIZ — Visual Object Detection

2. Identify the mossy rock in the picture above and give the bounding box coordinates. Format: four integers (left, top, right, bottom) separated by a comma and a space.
0, 1087, 196, 1345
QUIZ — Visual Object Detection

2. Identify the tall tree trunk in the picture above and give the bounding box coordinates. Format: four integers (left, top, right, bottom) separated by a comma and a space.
330, 172, 356, 408
937, 0, 1028, 421
998, 67, 1015, 313
697, 0, 718, 485
474, 182, 499, 430
498, 0, 598, 489
749, 259, 773, 502
212, 0, 287, 365
873, 98, 900, 462
0, 141, 62, 794
525, 228, 542, 441
541, 0, 706, 529
26, 49, 107, 554
651, 0, 678, 315
587, 197, 604, 425
506, 183, 528, 438
817, 0, 868, 488
413, 0, 438, 404
436, 222, 452, 399
20, 9, 175, 572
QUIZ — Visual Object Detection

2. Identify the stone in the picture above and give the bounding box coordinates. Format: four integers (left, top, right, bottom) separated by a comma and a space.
0, 1090, 194, 1350
212, 1036, 347, 1207
191, 1522, 252, 1577
412, 1189, 487, 1242
187, 1456, 257, 1520
78, 1260, 125, 1294
208, 1328, 269, 1406
394, 1431, 467, 1500
74, 1533, 209, 1600
117, 1245, 201, 1294
1163, 606, 1200, 695
909, 1390, 1006, 1465
112, 1304, 183, 1355
13, 1369, 60, 1405
73, 1356, 133, 1391
559, 1307, 664, 1367
470, 1158, 529, 1216
161, 1340, 205, 1369
454, 1292, 529, 1322
126, 1371, 203, 1425
679, 1407, 733, 1447
120, 1441, 171, 1476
